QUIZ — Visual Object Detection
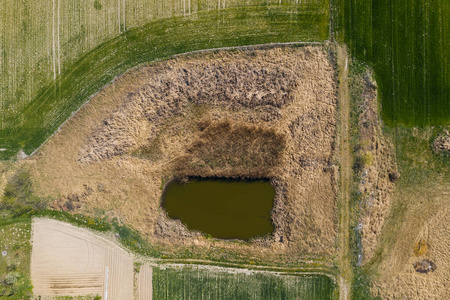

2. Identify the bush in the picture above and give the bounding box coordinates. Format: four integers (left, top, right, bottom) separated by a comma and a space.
353, 155, 364, 173
0, 169, 48, 216
4, 273, 19, 285
6, 261, 18, 272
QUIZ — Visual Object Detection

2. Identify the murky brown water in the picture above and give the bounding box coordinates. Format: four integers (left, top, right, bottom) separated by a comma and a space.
162, 178, 275, 240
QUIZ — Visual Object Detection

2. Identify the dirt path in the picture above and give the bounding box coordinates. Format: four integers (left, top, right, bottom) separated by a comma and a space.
138, 264, 153, 300
337, 44, 352, 300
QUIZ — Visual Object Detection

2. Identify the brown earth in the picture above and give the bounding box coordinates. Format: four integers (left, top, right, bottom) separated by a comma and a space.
354, 69, 397, 265
26, 47, 338, 263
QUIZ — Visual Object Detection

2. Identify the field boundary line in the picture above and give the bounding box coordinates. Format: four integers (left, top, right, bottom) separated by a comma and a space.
337, 44, 352, 300
52, 0, 56, 80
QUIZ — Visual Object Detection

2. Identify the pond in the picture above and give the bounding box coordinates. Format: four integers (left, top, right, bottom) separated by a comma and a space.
162, 178, 275, 240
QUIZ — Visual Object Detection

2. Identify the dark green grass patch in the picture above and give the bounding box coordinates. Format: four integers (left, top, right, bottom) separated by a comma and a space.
0, 5, 329, 159
334, 0, 449, 126
152, 266, 336, 300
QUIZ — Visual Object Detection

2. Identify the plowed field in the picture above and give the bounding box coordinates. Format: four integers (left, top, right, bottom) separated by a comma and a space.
31, 218, 134, 299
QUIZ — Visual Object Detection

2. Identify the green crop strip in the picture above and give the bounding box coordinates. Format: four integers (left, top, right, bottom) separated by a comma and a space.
152, 266, 336, 300
334, 0, 449, 126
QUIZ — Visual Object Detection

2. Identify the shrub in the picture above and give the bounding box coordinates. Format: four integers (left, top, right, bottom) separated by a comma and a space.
0, 169, 48, 216
4, 273, 19, 285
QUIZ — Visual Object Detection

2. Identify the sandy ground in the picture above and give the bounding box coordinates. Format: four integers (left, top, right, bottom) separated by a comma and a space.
138, 264, 153, 300
372, 204, 450, 299
27, 46, 338, 262
31, 218, 134, 299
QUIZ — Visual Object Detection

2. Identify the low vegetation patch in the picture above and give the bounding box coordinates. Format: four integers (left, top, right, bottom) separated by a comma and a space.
0, 221, 33, 299
0, 169, 47, 217
174, 119, 285, 178
152, 265, 336, 300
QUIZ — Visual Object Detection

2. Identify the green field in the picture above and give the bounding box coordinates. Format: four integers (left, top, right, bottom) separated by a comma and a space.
0, 220, 32, 299
0, 1, 329, 159
152, 266, 336, 299
4, 0, 446, 155
334, 0, 449, 126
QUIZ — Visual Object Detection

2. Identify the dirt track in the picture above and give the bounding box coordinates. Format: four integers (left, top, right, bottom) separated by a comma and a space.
336, 45, 351, 300
31, 218, 134, 299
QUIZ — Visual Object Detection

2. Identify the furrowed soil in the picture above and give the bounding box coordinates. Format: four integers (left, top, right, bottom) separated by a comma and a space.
26, 46, 339, 264
31, 218, 134, 299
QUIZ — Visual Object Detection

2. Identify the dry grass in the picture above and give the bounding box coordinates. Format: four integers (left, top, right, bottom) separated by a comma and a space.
366, 126, 450, 299
173, 119, 285, 178
413, 239, 429, 257
349, 64, 398, 265
25, 47, 339, 263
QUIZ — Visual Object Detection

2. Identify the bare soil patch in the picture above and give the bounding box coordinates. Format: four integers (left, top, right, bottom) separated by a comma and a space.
413, 259, 436, 274
137, 264, 153, 300
30, 218, 134, 299
27, 47, 338, 263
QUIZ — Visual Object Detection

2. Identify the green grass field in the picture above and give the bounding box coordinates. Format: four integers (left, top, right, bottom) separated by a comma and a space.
0, 220, 32, 299
152, 265, 336, 299
0, 1, 329, 159
334, 0, 449, 126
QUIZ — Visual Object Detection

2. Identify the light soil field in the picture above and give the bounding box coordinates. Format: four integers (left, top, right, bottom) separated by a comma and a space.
0, 0, 330, 159
137, 264, 153, 300
26, 46, 338, 264
31, 218, 134, 299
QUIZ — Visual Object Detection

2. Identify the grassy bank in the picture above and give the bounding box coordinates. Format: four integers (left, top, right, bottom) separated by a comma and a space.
367, 125, 450, 271
0, 4, 330, 159
346, 59, 379, 299
0, 220, 32, 299
347, 59, 450, 299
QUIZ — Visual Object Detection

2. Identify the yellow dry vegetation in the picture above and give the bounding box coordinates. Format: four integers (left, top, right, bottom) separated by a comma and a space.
26, 47, 338, 263
369, 127, 450, 299
413, 239, 428, 257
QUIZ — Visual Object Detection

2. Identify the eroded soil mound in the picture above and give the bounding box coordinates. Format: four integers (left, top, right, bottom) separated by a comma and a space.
413, 259, 437, 274
28, 47, 338, 263
432, 131, 450, 155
